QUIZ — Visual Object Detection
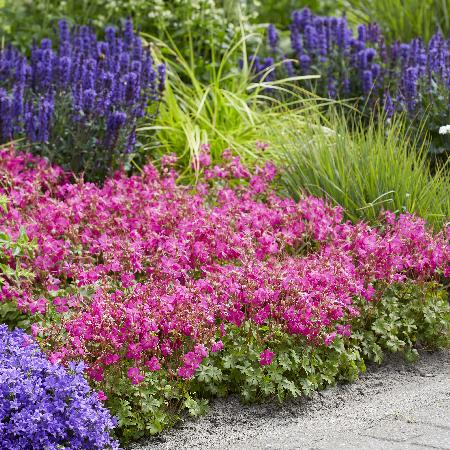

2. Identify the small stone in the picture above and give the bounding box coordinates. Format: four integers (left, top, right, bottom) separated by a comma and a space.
418, 371, 434, 377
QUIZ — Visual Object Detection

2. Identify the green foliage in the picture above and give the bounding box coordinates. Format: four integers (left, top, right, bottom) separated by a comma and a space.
342, 0, 450, 43
0, 0, 111, 51
0, 0, 250, 73
191, 323, 363, 403
276, 112, 450, 229
139, 29, 321, 178
0, 201, 36, 329
104, 371, 177, 442
0, 302, 30, 330
353, 282, 450, 361
97, 280, 449, 443
246, 0, 339, 27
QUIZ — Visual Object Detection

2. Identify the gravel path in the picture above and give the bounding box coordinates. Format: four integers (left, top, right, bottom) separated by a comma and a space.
129, 349, 450, 450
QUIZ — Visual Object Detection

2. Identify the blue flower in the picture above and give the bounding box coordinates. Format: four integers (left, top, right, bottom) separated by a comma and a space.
248, 7, 449, 130
0, 18, 164, 168
0, 325, 119, 449
267, 24, 279, 52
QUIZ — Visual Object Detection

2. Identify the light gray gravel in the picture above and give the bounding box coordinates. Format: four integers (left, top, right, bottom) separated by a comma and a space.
129, 349, 450, 450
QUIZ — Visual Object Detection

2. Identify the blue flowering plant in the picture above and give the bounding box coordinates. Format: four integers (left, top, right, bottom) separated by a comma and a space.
0, 18, 165, 182
0, 325, 119, 449
250, 8, 450, 157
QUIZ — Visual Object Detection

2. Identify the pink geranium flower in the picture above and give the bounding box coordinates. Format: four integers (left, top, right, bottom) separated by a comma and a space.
260, 349, 275, 366
97, 391, 107, 401
0, 146, 447, 387
145, 356, 161, 372
127, 367, 144, 385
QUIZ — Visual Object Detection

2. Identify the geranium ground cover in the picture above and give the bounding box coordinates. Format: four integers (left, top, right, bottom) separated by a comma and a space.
0, 144, 449, 441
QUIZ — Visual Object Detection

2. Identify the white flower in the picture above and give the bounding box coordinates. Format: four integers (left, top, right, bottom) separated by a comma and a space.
439, 125, 450, 135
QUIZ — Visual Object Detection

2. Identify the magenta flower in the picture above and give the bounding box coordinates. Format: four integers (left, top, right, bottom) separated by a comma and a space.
48, 351, 64, 365
104, 353, 120, 366
260, 349, 275, 366
324, 332, 337, 346
0, 146, 448, 389
211, 340, 224, 353
198, 143, 212, 167
127, 367, 144, 385
87, 365, 105, 382
336, 324, 351, 337
97, 390, 108, 401
145, 356, 161, 372
30, 323, 40, 337
28, 297, 47, 314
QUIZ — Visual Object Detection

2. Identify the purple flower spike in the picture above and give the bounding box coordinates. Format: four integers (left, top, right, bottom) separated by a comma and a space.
267, 24, 279, 52
157, 63, 166, 95
124, 17, 134, 46
245, 6, 450, 141
384, 91, 394, 118
362, 69, 373, 95
0, 17, 164, 170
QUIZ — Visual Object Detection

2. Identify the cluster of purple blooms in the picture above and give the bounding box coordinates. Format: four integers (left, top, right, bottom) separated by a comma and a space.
252, 8, 449, 154
0, 325, 119, 449
0, 18, 165, 179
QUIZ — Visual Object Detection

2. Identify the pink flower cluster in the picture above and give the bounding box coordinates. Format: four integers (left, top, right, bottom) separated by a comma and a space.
260, 349, 275, 366
0, 146, 448, 382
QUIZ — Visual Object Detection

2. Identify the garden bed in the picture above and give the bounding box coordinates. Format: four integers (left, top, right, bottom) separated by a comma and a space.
0, 2, 449, 448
